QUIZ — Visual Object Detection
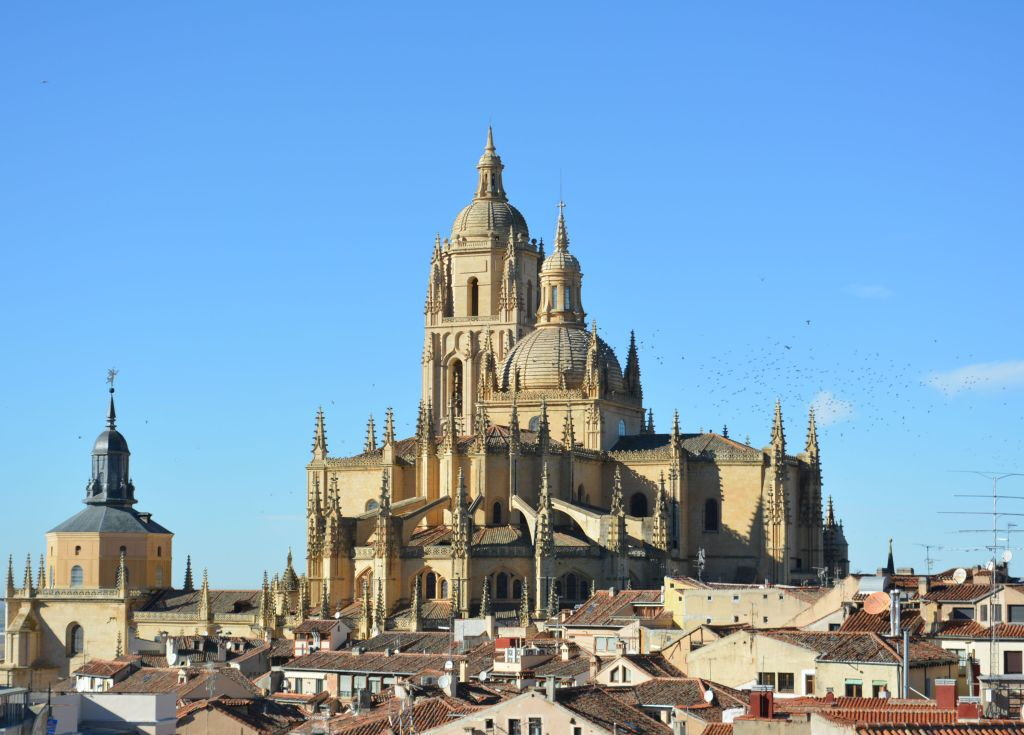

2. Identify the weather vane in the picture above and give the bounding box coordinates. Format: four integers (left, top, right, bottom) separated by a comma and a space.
107, 367, 119, 392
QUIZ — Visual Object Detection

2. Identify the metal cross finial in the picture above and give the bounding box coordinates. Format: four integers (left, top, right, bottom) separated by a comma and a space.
107, 368, 119, 392
557, 200, 566, 218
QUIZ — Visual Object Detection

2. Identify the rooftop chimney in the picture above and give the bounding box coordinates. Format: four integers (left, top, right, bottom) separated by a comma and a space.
935, 678, 956, 711
608, 587, 617, 598
545, 675, 556, 702
749, 686, 775, 719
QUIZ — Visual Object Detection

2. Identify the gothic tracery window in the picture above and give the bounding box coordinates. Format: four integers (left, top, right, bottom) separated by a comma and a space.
497, 572, 509, 599
629, 492, 648, 517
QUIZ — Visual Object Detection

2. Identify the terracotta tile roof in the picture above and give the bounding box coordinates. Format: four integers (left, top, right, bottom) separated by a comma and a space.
406, 526, 452, 547
556, 685, 672, 735
284, 650, 454, 676
621, 654, 685, 677
923, 583, 997, 602
108, 666, 261, 698
609, 677, 746, 721
840, 610, 924, 634
936, 620, 1024, 639
74, 659, 133, 678
355, 631, 456, 655
289, 693, 482, 735
177, 697, 307, 735
701, 725, 733, 735
759, 631, 956, 666
854, 724, 1024, 734
473, 526, 525, 545
270, 639, 298, 661
293, 619, 343, 635
562, 590, 663, 627
140, 588, 262, 615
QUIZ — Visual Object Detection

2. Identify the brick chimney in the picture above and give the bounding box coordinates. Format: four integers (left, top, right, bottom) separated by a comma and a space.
749, 686, 775, 719
935, 678, 956, 711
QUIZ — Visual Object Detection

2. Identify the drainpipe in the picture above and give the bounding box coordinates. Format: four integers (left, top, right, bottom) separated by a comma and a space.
902, 628, 910, 699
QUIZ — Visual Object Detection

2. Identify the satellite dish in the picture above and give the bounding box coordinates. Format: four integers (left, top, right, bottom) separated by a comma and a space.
952, 568, 968, 585
1004, 550, 1014, 564
863, 591, 891, 616
987, 561, 996, 572
438, 675, 451, 689
703, 688, 715, 704
479, 670, 489, 682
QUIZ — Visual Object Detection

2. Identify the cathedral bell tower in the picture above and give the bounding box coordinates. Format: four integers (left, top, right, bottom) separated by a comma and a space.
422, 128, 542, 435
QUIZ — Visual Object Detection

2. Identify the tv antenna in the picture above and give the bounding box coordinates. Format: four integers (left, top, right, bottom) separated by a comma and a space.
915, 543, 940, 575
940, 470, 1024, 681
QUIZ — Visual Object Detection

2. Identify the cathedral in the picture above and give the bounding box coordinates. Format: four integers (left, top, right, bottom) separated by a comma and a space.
305, 130, 851, 624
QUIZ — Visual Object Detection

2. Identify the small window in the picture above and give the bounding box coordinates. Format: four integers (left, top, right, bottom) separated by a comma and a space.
757, 672, 776, 688
119, 545, 127, 555
981, 605, 989, 622
733, 616, 739, 623
425, 572, 437, 599
508, 720, 521, 735
763, 616, 768, 624
704, 499, 720, 532
485, 720, 494, 732
1009, 605, 1024, 623
551, 286, 557, 311
617, 419, 626, 437
804, 673, 815, 695
994, 606, 1003, 623
828, 623, 841, 631
564, 286, 572, 310
629, 493, 648, 517
468, 278, 479, 317
732, 595, 739, 603
157, 546, 162, 557
528, 718, 542, 735
68, 624, 84, 655
1005, 651, 1023, 675
845, 680, 863, 697
528, 416, 541, 433
70, 565, 84, 588
74, 546, 81, 556
622, 667, 632, 683
778, 672, 795, 693
492, 501, 503, 525
952, 607, 975, 620
611, 668, 619, 683
440, 579, 449, 598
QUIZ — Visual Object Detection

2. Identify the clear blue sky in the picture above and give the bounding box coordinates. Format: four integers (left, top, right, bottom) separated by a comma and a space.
2, 3, 1022, 586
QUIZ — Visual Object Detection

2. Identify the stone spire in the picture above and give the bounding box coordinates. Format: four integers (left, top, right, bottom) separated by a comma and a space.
624, 331, 642, 401
358, 578, 371, 639
561, 404, 576, 449
554, 204, 570, 252
259, 571, 272, 632
652, 473, 669, 553
199, 568, 210, 619
312, 407, 328, 460
451, 468, 471, 559
417, 400, 436, 455
472, 402, 489, 453
537, 399, 550, 455
373, 578, 386, 634
364, 414, 377, 453
408, 578, 421, 632
509, 397, 521, 451
374, 470, 394, 559
805, 407, 819, 463
298, 574, 310, 617
383, 407, 395, 446
479, 576, 492, 617
6, 555, 14, 598
22, 554, 33, 596
320, 580, 330, 619
582, 320, 603, 398
825, 496, 836, 526
535, 464, 555, 559
547, 579, 559, 618
646, 409, 655, 434
441, 395, 459, 453
608, 467, 626, 554
885, 538, 895, 575
37, 552, 46, 590
770, 399, 785, 450
115, 631, 123, 658
475, 126, 507, 201
518, 580, 530, 627
183, 555, 194, 592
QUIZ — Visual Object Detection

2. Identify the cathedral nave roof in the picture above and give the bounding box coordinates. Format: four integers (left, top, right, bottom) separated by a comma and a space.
610, 432, 765, 462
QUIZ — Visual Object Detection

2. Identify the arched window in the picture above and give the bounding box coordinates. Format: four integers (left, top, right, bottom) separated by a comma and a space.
74, 545, 81, 556
618, 419, 626, 437
492, 501, 503, 525
365, 499, 379, 512
70, 565, 84, 588
629, 492, 648, 517
157, 546, 162, 557
564, 286, 572, 310
528, 416, 541, 433
526, 281, 534, 319
565, 573, 578, 601
497, 572, 509, 599
119, 545, 127, 556
68, 624, 84, 655
425, 572, 437, 599
155, 566, 163, 587
512, 579, 523, 599
704, 498, 720, 532
468, 278, 479, 317
440, 579, 449, 599
451, 360, 463, 417
551, 286, 558, 311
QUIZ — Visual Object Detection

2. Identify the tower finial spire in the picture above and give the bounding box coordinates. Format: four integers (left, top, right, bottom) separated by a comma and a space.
486, 125, 495, 153
554, 201, 569, 252
106, 368, 119, 430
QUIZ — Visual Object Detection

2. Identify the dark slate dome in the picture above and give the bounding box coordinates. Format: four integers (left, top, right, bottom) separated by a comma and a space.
93, 428, 130, 455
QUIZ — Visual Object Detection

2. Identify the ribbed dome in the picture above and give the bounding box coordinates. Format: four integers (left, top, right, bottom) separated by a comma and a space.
451, 199, 529, 240
501, 326, 625, 393
541, 248, 580, 274
93, 429, 129, 455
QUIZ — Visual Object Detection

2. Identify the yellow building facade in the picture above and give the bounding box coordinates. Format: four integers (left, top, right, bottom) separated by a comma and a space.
306, 130, 851, 628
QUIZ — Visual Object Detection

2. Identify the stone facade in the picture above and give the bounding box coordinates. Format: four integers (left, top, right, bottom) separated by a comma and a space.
305, 130, 851, 628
